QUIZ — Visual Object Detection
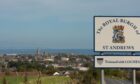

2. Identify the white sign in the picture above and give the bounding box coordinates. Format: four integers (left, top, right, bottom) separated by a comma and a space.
94, 16, 140, 51
95, 56, 140, 68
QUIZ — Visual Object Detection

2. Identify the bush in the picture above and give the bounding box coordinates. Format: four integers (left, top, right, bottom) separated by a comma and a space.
70, 66, 99, 84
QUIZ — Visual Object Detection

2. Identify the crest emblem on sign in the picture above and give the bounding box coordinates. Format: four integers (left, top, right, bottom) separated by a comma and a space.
97, 58, 104, 65
112, 25, 125, 43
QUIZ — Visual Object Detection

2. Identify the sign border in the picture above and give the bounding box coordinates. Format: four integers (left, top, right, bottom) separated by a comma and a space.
93, 16, 140, 52
94, 55, 140, 69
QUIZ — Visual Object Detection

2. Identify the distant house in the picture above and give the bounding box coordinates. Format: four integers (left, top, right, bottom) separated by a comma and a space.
61, 57, 69, 61
53, 72, 60, 76
11, 58, 18, 62
44, 58, 54, 62
64, 71, 70, 76
78, 67, 89, 71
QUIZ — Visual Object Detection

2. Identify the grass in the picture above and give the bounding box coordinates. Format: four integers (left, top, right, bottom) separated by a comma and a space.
31, 76, 71, 84
0, 76, 71, 84
0, 76, 24, 84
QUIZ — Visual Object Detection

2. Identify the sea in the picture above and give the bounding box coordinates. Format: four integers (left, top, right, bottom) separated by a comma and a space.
0, 49, 138, 56
0, 49, 95, 55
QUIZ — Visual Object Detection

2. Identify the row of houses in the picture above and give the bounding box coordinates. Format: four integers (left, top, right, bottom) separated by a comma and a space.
0, 53, 93, 72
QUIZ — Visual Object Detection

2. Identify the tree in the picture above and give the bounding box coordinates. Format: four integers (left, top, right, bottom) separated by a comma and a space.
36, 72, 42, 84
24, 73, 28, 84
2, 77, 7, 84
46, 66, 56, 75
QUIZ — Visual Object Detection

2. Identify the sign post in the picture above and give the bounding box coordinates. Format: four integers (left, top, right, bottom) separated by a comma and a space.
133, 69, 136, 84
101, 69, 105, 84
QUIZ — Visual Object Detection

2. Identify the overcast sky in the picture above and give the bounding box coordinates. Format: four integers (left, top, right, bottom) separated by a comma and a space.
0, 0, 139, 49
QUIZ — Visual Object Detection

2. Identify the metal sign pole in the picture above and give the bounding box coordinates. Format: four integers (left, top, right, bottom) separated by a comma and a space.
101, 69, 105, 84
133, 69, 136, 84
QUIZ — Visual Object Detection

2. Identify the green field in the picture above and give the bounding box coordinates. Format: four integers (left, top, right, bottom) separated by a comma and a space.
0, 76, 71, 84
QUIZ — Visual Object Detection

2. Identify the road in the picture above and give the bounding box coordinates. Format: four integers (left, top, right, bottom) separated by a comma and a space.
105, 78, 132, 84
